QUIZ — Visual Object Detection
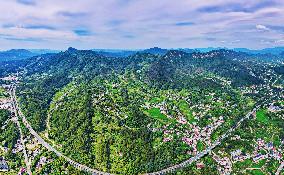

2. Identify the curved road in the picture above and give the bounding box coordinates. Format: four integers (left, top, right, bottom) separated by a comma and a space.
10, 86, 32, 175
11, 84, 113, 175
11, 82, 258, 175
144, 108, 257, 175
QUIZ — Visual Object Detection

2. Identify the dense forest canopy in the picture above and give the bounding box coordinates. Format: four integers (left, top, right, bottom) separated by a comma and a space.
6, 48, 281, 174
0, 47, 283, 174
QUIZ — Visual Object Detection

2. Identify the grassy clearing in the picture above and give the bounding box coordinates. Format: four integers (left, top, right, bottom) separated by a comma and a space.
145, 108, 173, 123
256, 109, 269, 123
149, 97, 163, 104
178, 100, 195, 123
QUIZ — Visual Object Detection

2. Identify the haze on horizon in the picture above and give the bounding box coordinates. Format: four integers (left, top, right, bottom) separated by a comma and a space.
0, 0, 284, 50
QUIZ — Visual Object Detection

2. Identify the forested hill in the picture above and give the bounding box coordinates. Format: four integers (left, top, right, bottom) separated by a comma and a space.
0, 49, 37, 61
12, 47, 284, 174
24, 47, 158, 78
23, 48, 267, 87
17, 47, 275, 132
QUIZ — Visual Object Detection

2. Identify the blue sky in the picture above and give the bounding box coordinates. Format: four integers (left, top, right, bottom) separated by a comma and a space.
0, 0, 283, 50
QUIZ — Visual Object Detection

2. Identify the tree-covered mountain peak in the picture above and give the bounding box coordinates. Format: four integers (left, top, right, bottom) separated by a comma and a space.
1, 46, 283, 175
191, 49, 244, 59
67, 47, 78, 52
164, 50, 189, 58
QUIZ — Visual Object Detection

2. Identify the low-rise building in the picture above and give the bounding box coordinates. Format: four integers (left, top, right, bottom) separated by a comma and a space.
0, 157, 9, 172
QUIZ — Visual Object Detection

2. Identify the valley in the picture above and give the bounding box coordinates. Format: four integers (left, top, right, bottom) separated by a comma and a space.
0, 48, 283, 174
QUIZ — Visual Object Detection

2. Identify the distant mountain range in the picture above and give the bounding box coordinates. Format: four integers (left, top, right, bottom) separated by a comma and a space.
233, 47, 284, 55
27, 49, 61, 55
141, 47, 168, 55
93, 47, 284, 56
0, 49, 36, 61
0, 49, 60, 61
92, 49, 138, 57
0, 47, 284, 62
22, 47, 282, 89
179, 47, 284, 55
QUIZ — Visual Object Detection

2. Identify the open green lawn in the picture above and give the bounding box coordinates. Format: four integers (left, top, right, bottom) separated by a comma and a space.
149, 97, 163, 104
145, 108, 172, 123
256, 109, 269, 123
178, 100, 195, 123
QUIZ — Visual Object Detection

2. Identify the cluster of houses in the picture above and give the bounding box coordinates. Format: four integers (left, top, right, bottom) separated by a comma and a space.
0, 84, 12, 110
27, 137, 44, 167
268, 103, 282, 113
181, 116, 224, 154
0, 157, 9, 172
144, 91, 231, 156
0, 77, 15, 110
230, 139, 283, 164
241, 64, 283, 106
2, 131, 53, 173
25, 135, 55, 172
0, 79, 11, 172
196, 161, 205, 169
254, 139, 282, 161
212, 152, 232, 175
230, 149, 250, 163
0, 75, 19, 111
0, 98, 12, 110
162, 114, 225, 155
11, 139, 24, 154
0, 76, 18, 82
191, 50, 235, 59
36, 156, 52, 170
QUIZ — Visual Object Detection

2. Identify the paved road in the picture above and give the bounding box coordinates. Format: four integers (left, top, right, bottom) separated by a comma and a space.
11, 82, 258, 175
276, 161, 284, 175
144, 108, 257, 175
11, 84, 113, 175
10, 86, 32, 175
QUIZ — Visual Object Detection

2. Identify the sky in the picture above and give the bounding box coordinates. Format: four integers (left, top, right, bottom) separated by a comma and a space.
0, 0, 284, 50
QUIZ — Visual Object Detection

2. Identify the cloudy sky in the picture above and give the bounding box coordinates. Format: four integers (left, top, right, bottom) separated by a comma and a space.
0, 0, 284, 50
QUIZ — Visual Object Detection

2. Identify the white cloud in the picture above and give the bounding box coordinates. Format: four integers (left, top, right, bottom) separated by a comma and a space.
0, 0, 283, 50
275, 39, 284, 43
256, 24, 270, 31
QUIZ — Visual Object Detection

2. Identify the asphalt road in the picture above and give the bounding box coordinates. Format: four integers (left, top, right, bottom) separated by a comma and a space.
10, 85, 32, 175
11, 84, 113, 175
11, 82, 259, 175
